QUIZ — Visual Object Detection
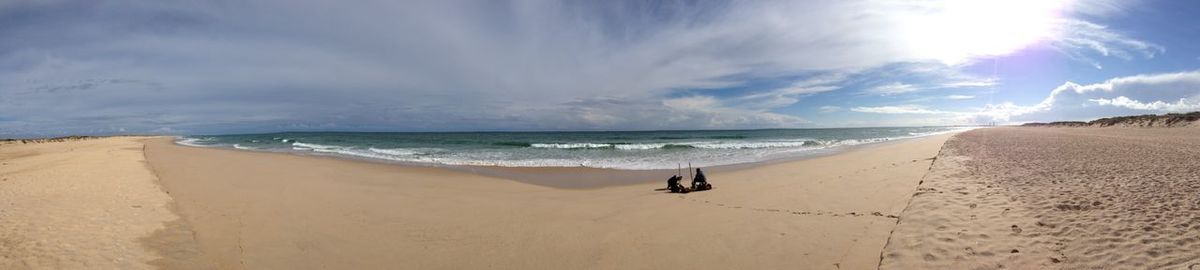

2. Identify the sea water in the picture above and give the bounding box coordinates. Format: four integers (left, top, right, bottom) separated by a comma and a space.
178, 127, 974, 170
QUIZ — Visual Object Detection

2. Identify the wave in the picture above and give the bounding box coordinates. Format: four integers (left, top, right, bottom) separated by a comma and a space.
653, 135, 747, 140
682, 140, 821, 149
661, 144, 697, 149
492, 141, 532, 147
530, 143, 614, 149
525, 140, 828, 150
176, 137, 217, 147
368, 147, 423, 156
613, 143, 661, 150
233, 144, 254, 150
292, 142, 342, 150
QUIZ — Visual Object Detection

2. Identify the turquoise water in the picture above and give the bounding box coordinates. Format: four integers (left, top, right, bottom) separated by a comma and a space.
178, 127, 973, 170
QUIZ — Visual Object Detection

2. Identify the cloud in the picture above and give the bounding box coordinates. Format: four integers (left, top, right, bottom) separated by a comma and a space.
0, 0, 1166, 136
1052, 19, 1165, 69
849, 71, 1200, 125
972, 70, 1200, 123
866, 82, 919, 95
939, 79, 997, 88
1089, 96, 1200, 111
732, 73, 847, 110
818, 106, 842, 113
851, 105, 946, 114
945, 95, 975, 100
854, 63, 999, 96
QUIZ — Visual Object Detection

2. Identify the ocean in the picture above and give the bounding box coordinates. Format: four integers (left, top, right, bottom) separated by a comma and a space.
177, 127, 974, 170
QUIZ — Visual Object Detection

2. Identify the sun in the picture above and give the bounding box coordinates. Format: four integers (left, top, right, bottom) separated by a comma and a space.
896, 0, 1072, 65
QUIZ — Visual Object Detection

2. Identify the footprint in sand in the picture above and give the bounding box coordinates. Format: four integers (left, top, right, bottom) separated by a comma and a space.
1011, 225, 1022, 234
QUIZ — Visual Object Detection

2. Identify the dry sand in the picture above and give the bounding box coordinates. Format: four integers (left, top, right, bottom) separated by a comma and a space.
140, 133, 954, 269
880, 127, 1200, 269
0, 137, 198, 269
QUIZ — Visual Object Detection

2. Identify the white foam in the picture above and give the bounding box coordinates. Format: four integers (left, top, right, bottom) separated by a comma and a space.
368, 147, 422, 156
292, 142, 342, 150
312, 147, 398, 160
681, 140, 819, 149
175, 137, 216, 147
233, 144, 253, 150
614, 143, 665, 150
531, 140, 822, 150
530, 143, 613, 149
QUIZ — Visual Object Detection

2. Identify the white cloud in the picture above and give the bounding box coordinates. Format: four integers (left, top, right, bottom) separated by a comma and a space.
732, 73, 848, 111
867, 82, 920, 95
1052, 19, 1165, 69
845, 70, 1200, 125
851, 105, 946, 114
1089, 96, 1200, 112
819, 106, 842, 113
971, 70, 1200, 123
860, 69, 997, 97
940, 79, 998, 88
659, 96, 809, 128
945, 95, 975, 100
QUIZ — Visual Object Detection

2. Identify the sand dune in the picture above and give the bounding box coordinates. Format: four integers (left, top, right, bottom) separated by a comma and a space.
881, 127, 1200, 269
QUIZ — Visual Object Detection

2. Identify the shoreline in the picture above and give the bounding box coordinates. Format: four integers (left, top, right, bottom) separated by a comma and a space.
167, 130, 966, 189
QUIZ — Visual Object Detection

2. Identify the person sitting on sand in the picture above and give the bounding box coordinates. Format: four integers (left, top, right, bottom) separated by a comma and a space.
667, 175, 684, 193
692, 168, 709, 190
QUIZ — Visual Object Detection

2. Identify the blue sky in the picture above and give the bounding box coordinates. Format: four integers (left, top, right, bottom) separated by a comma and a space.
2, 0, 1200, 137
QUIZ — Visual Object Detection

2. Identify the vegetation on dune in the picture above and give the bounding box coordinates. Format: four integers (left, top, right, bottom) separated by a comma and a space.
1022, 112, 1200, 127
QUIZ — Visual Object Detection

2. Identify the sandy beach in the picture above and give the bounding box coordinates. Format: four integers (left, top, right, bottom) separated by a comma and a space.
881, 127, 1200, 269
0, 137, 201, 269
6, 127, 1199, 269
143, 133, 952, 269
1, 132, 951, 269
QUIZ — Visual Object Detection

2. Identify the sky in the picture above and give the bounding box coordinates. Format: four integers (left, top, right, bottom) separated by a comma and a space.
2, 0, 1200, 137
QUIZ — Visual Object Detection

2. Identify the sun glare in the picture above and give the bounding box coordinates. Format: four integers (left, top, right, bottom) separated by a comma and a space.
898, 0, 1071, 65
